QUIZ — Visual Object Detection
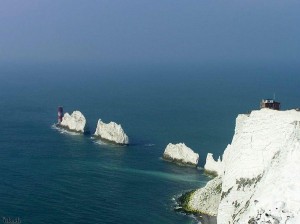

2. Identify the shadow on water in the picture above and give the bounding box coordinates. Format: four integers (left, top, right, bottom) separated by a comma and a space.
176, 210, 217, 224
198, 214, 217, 224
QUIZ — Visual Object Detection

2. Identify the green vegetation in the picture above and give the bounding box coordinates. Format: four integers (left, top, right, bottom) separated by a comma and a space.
232, 198, 253, 223
236, 174, 263, 191
177, 190, 197, 213
204, 169, 218, 177
272, 151, 280, 160
232, 200, 241, 208
221, 187, 233, 200
215, 183, 222, 194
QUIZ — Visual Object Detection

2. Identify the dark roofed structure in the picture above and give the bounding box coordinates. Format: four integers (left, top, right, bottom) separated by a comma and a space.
260, 99, 280, 110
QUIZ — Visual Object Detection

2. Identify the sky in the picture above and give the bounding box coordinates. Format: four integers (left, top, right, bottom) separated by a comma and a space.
0, 0, 299, 66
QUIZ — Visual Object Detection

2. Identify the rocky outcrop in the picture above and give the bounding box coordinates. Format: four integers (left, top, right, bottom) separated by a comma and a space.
59, 111, 87, 133
185, 109, 300, 223
186, 176, 222, 216
163, 143, 199, 166
204, 153, 224, 176
94, 119, 129, 145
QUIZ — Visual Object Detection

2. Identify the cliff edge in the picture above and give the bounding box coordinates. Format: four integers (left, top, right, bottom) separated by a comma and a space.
187, 109, 300, 223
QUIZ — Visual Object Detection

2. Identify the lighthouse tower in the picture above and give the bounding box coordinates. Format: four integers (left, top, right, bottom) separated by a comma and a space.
58, 106, 63, 124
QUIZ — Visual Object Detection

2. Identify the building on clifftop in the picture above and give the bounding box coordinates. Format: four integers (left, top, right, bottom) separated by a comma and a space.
260, 99, 280, 110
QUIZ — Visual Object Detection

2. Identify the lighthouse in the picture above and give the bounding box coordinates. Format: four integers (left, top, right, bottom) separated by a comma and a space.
58, 106, 63, 124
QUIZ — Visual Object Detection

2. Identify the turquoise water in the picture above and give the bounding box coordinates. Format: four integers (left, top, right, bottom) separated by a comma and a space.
0, 63, 299, 224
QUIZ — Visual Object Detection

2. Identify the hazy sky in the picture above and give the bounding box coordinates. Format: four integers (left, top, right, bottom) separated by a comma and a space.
0, 0, 299, 66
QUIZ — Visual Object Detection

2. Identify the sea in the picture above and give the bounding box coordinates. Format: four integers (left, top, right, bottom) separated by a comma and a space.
0, 63, 299, 224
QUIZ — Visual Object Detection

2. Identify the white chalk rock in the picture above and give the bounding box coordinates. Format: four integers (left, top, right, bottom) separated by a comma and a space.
94, 119, 129, 145
188, 176, 222, 216
204, 153, 224, 176
218, 109, 300, 223
163, 143, 199, 166
187, 109, 300, 223
60, 111, 87, 133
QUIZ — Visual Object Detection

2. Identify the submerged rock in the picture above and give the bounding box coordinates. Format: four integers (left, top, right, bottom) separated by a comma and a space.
163, 143, 199, 166
59, 111, 87, 133
94, 119, 129, 145
204, 153, 224, 176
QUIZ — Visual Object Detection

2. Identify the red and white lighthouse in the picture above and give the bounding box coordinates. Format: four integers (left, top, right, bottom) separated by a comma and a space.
58, 106, 63, 124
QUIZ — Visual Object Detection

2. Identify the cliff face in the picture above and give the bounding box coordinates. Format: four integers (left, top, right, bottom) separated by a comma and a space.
163, 143, 199, 166
60, 111, 87, 133
188, 176, 222, 216
189, 109, 300, 223
94, 119, 129, 145
204, 153, 223, 176
218, 109, 300, 223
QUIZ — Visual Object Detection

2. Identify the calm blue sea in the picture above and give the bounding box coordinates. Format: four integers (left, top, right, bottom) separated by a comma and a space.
0, 63, 299, 224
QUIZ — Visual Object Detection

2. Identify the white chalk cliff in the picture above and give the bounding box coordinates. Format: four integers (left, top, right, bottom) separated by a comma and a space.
94, 119, 129, 145
188, 176, 222, 216
188, 109, 300, 223
163, 143, 199, 166
204, 153, 224, 176
60, 111, 87, 133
